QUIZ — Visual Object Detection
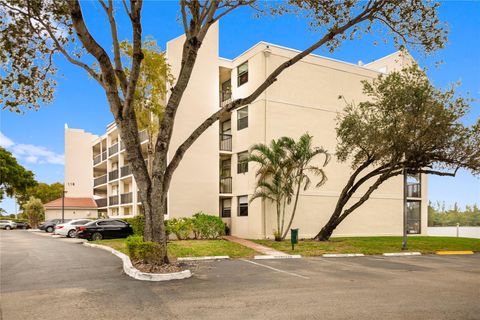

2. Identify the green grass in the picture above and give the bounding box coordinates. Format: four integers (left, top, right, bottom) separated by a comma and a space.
252, 236, 480, 256
92, 239, 257, 259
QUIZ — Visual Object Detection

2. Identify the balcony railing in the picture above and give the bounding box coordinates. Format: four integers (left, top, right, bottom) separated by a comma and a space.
109, 169, 119, 181
219, 134, 232, 151
95, 198, 107, 208
108, 143, 118, 156
120, 141, 125, 150
109, 195, 119, 206
93, 154, 101, 165
121, 192, 133, 204
220, 90, 232, 108
407, 183, 421, 198
101, 151, 107, 161
220, 177, 232, 194
120, 165, 132, 177
94, 175, 107, 187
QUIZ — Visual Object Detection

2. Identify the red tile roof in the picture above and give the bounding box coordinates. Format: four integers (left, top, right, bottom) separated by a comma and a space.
44, 197, 97, 209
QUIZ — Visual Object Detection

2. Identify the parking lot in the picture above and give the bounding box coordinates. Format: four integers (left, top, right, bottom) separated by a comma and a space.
1, 230, 479, 320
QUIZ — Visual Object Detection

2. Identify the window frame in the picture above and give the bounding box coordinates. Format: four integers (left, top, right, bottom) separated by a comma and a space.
221, 198, 232, 218
237, 151, 249, 174
237, 106, 248, 130
406, 200, 421, 234
237, 195, 248, 217
237, 61, 248, 87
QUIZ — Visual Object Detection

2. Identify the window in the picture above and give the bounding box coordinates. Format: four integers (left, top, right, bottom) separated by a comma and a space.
221, 79, 231, 102
406, 200, 421, 234
237, 61, 248, 86
221, 198, 232, 218
238, 196, 248, 216
406, 174, 421, 198
237, 106, 248, 130
221, 159, 231, 178
221, 120, 231, 134
237, 151, 249, 174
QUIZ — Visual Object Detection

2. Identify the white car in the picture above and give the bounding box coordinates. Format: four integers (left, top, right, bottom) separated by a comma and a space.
54, 219, 92, 238
0, 220, 17, 230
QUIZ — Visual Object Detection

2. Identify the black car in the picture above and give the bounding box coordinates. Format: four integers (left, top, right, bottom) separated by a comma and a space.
15, 221, 31, 229
39, 219, 71, 233
76, 219, 133, 241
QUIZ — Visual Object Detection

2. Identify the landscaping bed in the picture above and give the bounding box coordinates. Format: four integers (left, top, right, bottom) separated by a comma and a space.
252, 236, 480, 256
92, 239, 257, 259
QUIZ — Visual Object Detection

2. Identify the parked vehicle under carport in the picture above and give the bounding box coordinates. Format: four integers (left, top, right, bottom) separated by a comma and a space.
76, 219, 133, 241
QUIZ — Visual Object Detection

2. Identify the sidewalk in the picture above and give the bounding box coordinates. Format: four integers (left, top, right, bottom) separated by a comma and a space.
223, 236, 289, 256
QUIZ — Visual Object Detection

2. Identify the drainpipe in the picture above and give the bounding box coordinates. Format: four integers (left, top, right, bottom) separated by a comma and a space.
262, 46, 272, 239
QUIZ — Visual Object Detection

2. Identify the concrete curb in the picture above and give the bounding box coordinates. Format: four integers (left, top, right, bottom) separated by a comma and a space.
383, 252, 422, 257
83, 242, 192, 281
177, 256, 229, 261
254, 255, 302, 260
322, 253, 365, 258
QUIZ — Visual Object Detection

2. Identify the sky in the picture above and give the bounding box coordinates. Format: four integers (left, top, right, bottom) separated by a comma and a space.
1, 1, 479, 213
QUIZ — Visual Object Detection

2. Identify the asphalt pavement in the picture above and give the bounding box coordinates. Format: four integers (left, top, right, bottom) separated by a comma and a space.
1, 230, 479, 320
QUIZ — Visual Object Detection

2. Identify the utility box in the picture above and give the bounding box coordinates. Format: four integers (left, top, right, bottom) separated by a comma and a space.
291, 228, 299, 250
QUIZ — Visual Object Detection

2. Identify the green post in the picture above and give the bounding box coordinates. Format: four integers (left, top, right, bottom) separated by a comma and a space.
290, 228, 299, 250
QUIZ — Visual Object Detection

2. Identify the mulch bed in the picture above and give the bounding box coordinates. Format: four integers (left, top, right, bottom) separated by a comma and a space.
132, 260, 194, 274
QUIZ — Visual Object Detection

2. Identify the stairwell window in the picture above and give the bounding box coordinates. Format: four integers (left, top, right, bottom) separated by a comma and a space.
237, 61, 248, 86
237, 151, 249, 174
238, 195, 248, 216
221, 198, 232, 218
237, 106, 248, 130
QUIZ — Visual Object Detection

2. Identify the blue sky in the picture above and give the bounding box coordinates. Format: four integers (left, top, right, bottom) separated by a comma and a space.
1, 1, 479, 213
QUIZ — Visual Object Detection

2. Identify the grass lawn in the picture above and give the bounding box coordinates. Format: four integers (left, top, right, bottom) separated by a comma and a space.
92, 239, 257, 259
252, 236, 480, 256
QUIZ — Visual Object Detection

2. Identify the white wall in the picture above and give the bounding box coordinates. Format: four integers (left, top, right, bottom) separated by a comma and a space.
428, 227, 480, 239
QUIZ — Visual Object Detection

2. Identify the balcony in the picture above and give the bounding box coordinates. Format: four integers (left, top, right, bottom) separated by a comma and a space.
101, 151, 107, 161
407, 183, 421, 198
94, 175, 107, 187
121, 165, 132, 177
219, 134, 232, 151
121, 192, 133, 204
95, 198, 107, 208
93, 154, 102, 165
220, 177, 232, 194
108, 143, 118, 156
109, 169, 119, 181
220, 90, 232, 108
109, 195, 119, 206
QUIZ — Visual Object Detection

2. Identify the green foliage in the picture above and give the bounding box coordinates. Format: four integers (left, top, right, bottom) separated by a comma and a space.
16, 182, 64, 207
249, 133, 329, 240
191, 212, 225, 239
428, 201, 480, 227
126, 235, 163, 264
165, 217, 193, 240
124, 215, 145, 236
0, 147, 37, 200
22, 196, 44, 228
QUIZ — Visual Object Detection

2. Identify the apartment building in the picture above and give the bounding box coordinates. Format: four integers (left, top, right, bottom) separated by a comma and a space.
64, 23, 427, 239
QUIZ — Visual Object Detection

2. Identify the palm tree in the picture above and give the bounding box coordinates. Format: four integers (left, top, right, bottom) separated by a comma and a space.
279, 134, 330, 240
250, 134, 329, 241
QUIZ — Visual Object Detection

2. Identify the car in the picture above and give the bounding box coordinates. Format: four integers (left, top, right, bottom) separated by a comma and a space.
54, 219, 92, 238
0, 220, 17, 230
38, 219, 71, 233
76, 219, 133, 241
14, 221, 31, 229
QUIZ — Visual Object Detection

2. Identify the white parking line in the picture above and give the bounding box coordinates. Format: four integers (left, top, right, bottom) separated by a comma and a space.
241, 259, 310, 279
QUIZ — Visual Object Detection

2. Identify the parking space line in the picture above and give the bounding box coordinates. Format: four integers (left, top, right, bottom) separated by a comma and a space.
240, 259, 310, 279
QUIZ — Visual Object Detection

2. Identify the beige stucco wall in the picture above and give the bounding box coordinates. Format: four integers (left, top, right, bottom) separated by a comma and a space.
225, 43, 428, 239
45, 208, 98, 220
165, 23, 220, 218
65, 127, 97, 197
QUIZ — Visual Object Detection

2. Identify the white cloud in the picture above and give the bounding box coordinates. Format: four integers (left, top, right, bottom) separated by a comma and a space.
0, 132, 64, 165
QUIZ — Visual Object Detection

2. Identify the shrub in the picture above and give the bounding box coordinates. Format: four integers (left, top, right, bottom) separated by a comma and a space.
126, 235, 163, 264
165, 217, 193, 240
192, 212, 225, 239
124, 215, 145, 236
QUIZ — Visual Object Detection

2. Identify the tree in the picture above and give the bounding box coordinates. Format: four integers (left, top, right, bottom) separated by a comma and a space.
1, 0, 447, 265
23, 196, 44, 228
0, 147, 37, 200
314, 66, 480, 241
250, 134, 329, 240
16, 182, 64, 207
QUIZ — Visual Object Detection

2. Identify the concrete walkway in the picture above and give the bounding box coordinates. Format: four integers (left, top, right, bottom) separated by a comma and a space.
223, 236, 288, 256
